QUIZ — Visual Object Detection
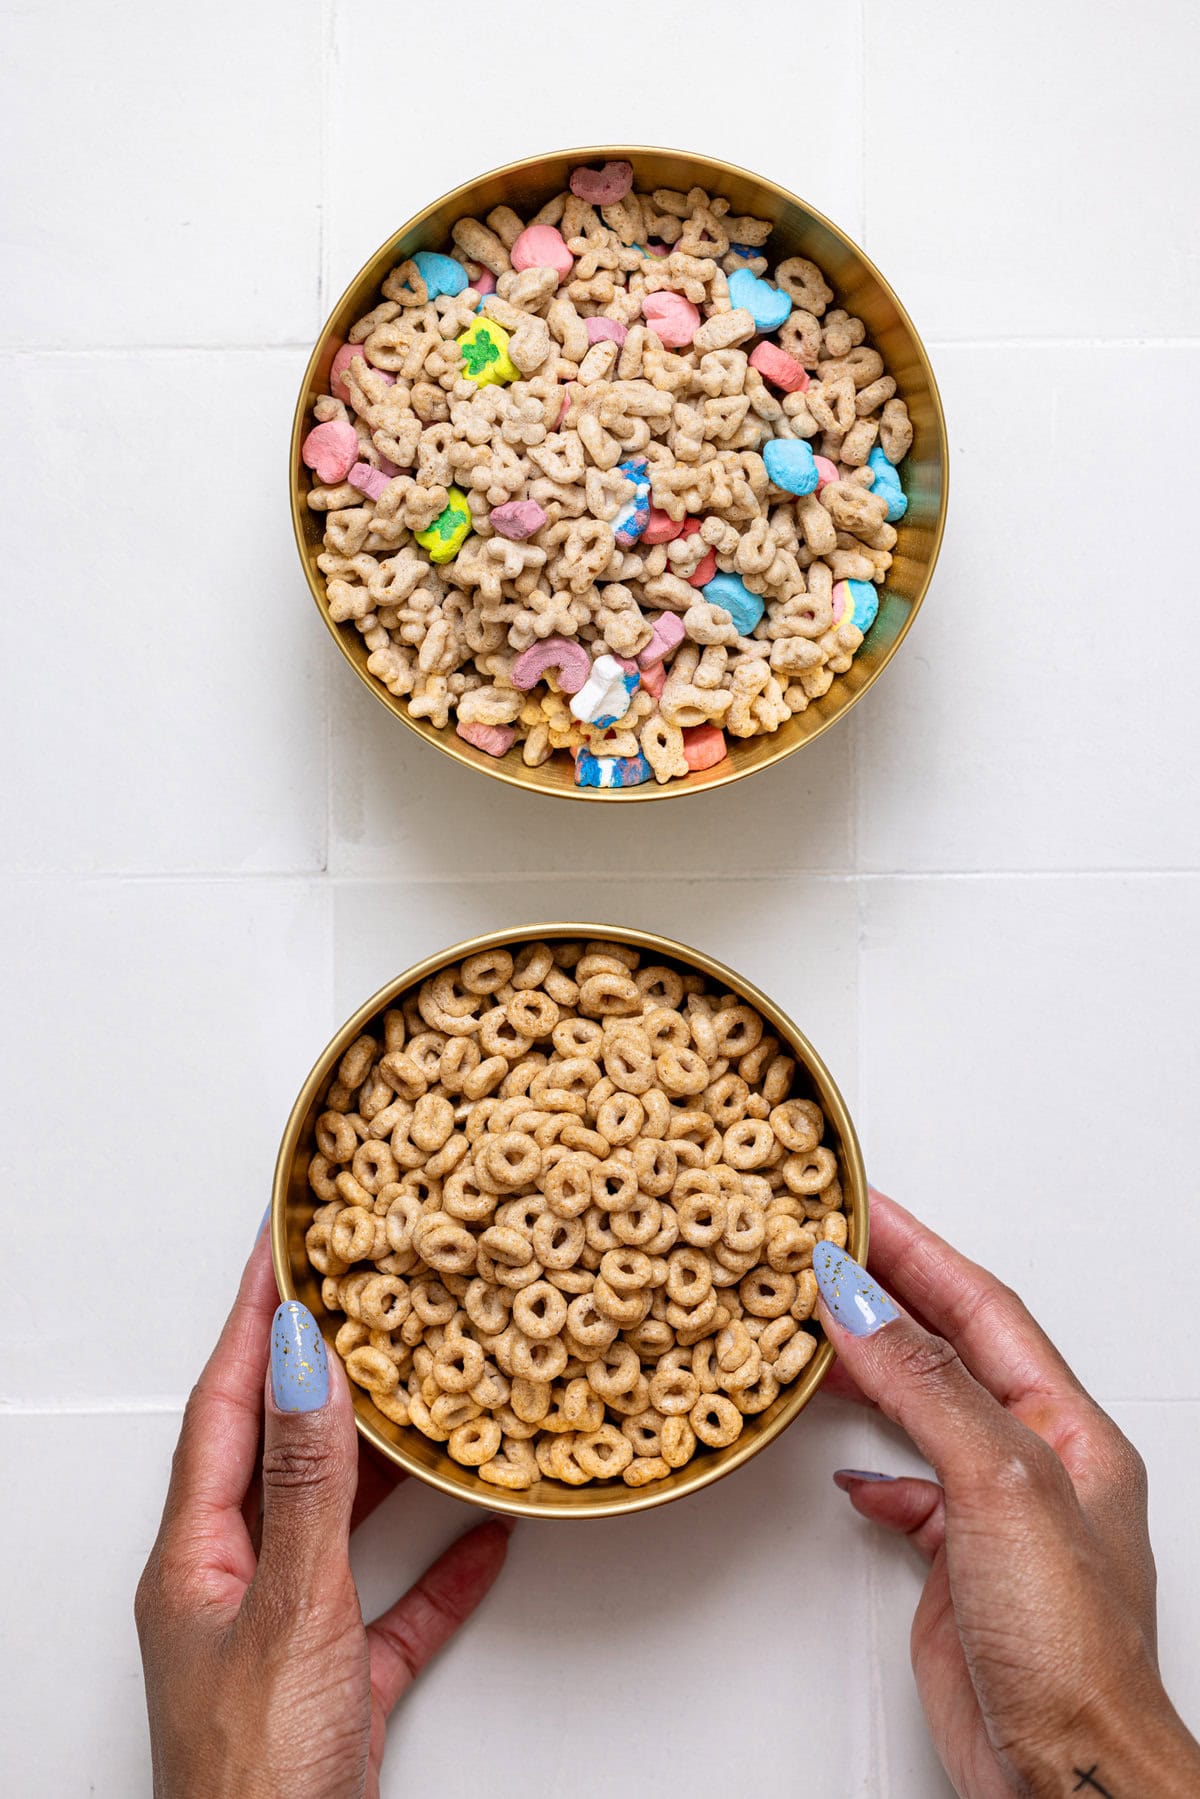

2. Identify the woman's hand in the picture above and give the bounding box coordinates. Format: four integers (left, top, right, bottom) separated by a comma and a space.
816, 1189, 1200, 1799
135, 1223, 511, 1799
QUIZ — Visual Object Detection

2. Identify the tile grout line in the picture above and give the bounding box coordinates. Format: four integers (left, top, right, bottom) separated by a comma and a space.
4, 867, 1199, 887
318, 0, 335, 325
6, 336, 1198, 357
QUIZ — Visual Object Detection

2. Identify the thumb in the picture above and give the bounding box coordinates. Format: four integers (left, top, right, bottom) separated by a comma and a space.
256, 1300, 359, 1598
813, 1242, 1033, 1497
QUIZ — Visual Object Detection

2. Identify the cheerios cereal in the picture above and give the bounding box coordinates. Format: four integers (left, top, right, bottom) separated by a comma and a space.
303, 938, 849, 1492
302, 159, 912, 789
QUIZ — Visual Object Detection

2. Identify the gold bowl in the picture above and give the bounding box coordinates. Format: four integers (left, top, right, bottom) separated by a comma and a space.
291, 144, 947, 802
271, 923, 868, 1519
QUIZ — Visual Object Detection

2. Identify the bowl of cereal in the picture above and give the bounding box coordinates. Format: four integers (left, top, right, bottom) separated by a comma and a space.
271, 924, 867, 1518
291, 145, 947, 799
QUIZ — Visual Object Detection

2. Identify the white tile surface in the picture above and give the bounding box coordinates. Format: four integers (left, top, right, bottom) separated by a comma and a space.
5, 2, 1200, 1795
0, 877, 331, 1404
857, 346, 1200, 874
864, 0, 1200, 342
325, 0, 864, 298
0, 349, 328, 875
859, 875, 1200, 1402
0, 1, 323, 348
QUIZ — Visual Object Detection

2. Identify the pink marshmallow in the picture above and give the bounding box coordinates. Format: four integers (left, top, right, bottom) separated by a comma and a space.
348, 462, 392, 502
637, 613, 686, 669
472, 268, 497, 295
642, 506, 683, 544
557, 387, 571, 429
642, 290, 701, 349
639, 661, 667, 700
455, 720, 515, 758
329, 342, 395, 405
749, 340, 810, 394
585, 316, 628, 346
681, 724, 728, 771
490, 499, 547, 540
511, 635, 592, 695
301, 418, 359, 484
510, 224, 574, 283
814, 455, 840, 490
679, 516, 717, 587
569, 160, 634, 206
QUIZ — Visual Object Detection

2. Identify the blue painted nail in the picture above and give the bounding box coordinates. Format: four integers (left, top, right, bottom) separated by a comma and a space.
257, 1202, 271, 1237
834, 1469, 896, 1483
813, 1241, 899, 1337
271, 1302, 329, 1413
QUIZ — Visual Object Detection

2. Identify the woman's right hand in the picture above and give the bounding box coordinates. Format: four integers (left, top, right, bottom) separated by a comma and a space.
815, 1190, 1200, 1799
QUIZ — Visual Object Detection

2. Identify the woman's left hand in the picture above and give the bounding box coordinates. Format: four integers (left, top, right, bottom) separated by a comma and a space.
135, 1222, 511, 1799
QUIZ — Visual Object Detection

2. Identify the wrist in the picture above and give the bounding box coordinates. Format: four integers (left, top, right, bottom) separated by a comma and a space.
1020, 1684, 1200, 1798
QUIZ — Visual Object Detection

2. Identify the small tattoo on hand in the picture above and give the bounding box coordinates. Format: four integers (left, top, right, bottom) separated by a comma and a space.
1072, 1769, 1114, 1797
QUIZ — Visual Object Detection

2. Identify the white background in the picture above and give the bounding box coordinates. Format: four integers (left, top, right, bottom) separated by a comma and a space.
2, 1, 1198, 1793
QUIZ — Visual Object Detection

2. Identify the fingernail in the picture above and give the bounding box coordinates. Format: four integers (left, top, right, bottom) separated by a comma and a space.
257, 1202, 271, 1238
834, 1468, 896, 1489
813, 1241, 899, 1338
271, 1301, 329, 1413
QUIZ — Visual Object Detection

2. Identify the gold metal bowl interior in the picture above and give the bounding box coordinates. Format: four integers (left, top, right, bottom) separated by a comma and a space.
290, 144, 948, 802
271, 923, 868, 1519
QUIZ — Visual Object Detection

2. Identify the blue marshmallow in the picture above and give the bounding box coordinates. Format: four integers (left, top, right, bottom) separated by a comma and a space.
867, 446, 907, 522
701, 572, 766, 638
575, 750, 652, 789
413, 250, 469, 300
763, 437, 819, 496
727, 267, 792, 333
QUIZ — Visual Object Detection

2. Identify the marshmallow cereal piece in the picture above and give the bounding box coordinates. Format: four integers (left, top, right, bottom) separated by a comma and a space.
641, 290, 701, 349
727, 268, 791, 332
330, 343, 394, 405
570, 653, 641, 727
575, 748, 652, 788
679, 516, 717, 587
455, 719, 516, 757
813, 455, 840, 489
763, 438, 819, 496
510, 224, 574, 283
701, 571, 766, 637
457, 316, 520, 387
511, 635, 592, 694
348, 462, 392, 502
642, 506, 683, 545
637, 612, 686, 669
833, 578, 880, 635
867, 445, 908, 522
414, 487, 473, 564
490, 499, 547, 540
301, 418, 359, 484
612, 457, 652, 548
569, 160, 634, 205
639, 661, 667, 700
681, 724, 729, 771
412, 250, 469, 300
748, 339, 809, 394
585, 316, 628, 346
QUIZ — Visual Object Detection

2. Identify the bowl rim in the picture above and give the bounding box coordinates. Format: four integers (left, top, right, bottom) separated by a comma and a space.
289, 142, 949, 803
271, 920, 869, 1519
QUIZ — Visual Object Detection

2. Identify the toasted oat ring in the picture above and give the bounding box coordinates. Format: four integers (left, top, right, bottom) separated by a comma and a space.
552, 1017, 604, 1057
575, 1423, 634, 1479
448, 1416, 503, 1467
589, 1158, 639, 1215
565, 1293, 620, 1353
344, 1345, 400, 1396
770, 1098, 824, 1153
633, 1137, 677, 1197
665, 1246, 713, 1306
722, 1118, 776, 1170
511, 942, 555, 990
433, 1335, 485, 1393
461, 949, 514, 995
740, 1267, 797, 1318
316, 1109, 359, 1162
660, 1416, 696, 1468
507, 989, 560, 1040
414, 1216, 478, 1275
648, 1365, 699, 1417
674, 1184, 727, 1249
359, 1274, 411, 1332
601, 1030, 655, 1094
512, 1279, 569, 1340
476, 1130, 542, 1192
579, 971, 640, 1016
595, 1090, 645, 1146
598, 1247, 652, 1295
641, 1007, 690, 1053
542, 1153, 595, 1219
783, 1145, 838, 1194
690, 1392, 743, 1448
657, 1045, 710, 1097
585, 1339, 641, 1399
509, 1330, 568, 1382
531, 1211, 585, 1269
330, 1205, 377, 1264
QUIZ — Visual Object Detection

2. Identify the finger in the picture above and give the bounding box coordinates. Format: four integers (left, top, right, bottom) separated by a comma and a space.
818, 1358, 876, 1408
864, 1188, 1087, 1414
813, 1241, 1067, 1501
833, 1472, 947, 1561
351, 1440, 407, 1534
159, 1220, 277, 1551
252, 1301, 359, 1603
367, 1520, 512, 1718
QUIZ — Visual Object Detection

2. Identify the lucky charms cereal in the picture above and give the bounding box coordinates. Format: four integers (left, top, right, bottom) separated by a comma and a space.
303, 939, 849, 1492
302, 159, 914, 788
